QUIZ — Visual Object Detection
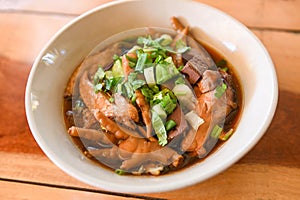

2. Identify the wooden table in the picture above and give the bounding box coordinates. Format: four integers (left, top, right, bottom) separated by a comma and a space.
1, 0, 299, 199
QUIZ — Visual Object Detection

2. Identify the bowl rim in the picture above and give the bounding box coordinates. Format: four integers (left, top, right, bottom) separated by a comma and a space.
25, 0, 278, 193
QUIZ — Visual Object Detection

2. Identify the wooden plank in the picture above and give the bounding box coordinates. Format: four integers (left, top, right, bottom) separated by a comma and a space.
199, 0, 300, 30
1, 0, 300, 30
0, 57, 43, 155
0, 0, 111, 15
0, 0, 299, 199
0, 152, 89, 188
253, 30, 300, 93
0, 180, 141, 200
1, 152, 299, 199
150, 164, 300, 200
1, 13, 300, 93
0, 13, 72, 64
0, 88, 299, 198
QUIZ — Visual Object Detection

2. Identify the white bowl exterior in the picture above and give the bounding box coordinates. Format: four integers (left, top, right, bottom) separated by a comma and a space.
25, 0, 278, 193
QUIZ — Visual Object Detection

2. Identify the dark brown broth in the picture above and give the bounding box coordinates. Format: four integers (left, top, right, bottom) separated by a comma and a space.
63, 42, 243, 175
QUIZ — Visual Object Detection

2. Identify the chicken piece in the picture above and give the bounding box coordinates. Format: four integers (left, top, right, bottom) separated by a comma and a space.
182, 71, 237, 157
198, 70, 222, 93
87, 146, 122, 168
181, 120, 212, 157
135, 90, 152, 138
81, 108, 98, 129
68, 126, 116, 146
171, 26, 189, 47
114, 93, 139, 126
118, 136, 160, 153
170, 16, 185, 32
65, 43, 122, 97
79, 71, 139, 125
118, 136, 183, 171
79, 71, 115, 117
94, 111, 129, 140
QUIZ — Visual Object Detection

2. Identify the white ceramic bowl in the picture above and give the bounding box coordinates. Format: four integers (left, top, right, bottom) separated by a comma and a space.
25, 0, 278, 193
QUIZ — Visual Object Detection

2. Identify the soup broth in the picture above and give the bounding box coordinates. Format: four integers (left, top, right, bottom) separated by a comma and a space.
63, 23, 243, 176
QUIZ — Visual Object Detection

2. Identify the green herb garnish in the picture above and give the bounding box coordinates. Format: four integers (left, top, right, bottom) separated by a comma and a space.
152, 88, 177, 114
165, 120, 177, 131
151, 111, 168, 146
175, 76, 185, 84
135, 52, 148, 72
115, 169, 127, 175
214, 83, 227, 98
93, 66, 105, 85
219, 128, 234, 141
211, 125, 223, 139
216, 59, 227, 67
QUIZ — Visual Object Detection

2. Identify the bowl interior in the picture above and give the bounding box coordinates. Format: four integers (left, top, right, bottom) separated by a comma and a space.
25, 0, 277, 193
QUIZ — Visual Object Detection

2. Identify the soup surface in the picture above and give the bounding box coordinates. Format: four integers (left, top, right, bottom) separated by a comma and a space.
63, 17, 242, 175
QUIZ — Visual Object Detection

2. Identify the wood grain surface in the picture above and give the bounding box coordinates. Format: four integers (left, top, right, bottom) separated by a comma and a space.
0, 0, 299, 199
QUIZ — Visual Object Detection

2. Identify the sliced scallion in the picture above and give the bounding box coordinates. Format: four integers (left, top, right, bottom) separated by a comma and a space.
219, 128, 234, 141
214, 83, 227, 98
115, 169, 127, 175
135, 52, 148, 72
151, 110, 168, 146
165, 120, 177, 131
144, 66, 156, 86
185, 110, 205, 131
211, 125, 223, 139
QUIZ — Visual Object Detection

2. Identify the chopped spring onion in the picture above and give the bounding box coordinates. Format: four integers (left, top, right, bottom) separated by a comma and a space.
154, 54, 163, 63
165, 120, 177, 131
115, 169, 127, 175
94, 83, 103, 93
137, 35, 190, 55
113, 54, 120, 61
93, 66, 105, 85
211, 125, 223, 139
185, 110, 205, 131
104, 77, 122, 91
214, 83, 227, 98
115, 83, 124, 95
109, 97, 115, 103
144, 66, 156, 86
140, 85, 155, 102
137, 35, 157, 47
160, 93, 177, 115
177, 65, 184, 71
216, 59, 227, 67
175, 39, 191, 54
126, 72, 146, 93
124, 82, 134, 99
155, 57, 179, 84
127, 72, 137, 82
175, 76, 185, 84
219, 128, 234, 141
151, 111, 168, 146
152, 104, 167, 121
152, 88, 177, 114
131, 79, 146, 90
172, 84, 196, 110
159, 34, 173, 46
135, 52, 148, 72
93, 66, 123, 93
128, 45, 142, 54
111, 59, 124, 77
125, 54, 137, 63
